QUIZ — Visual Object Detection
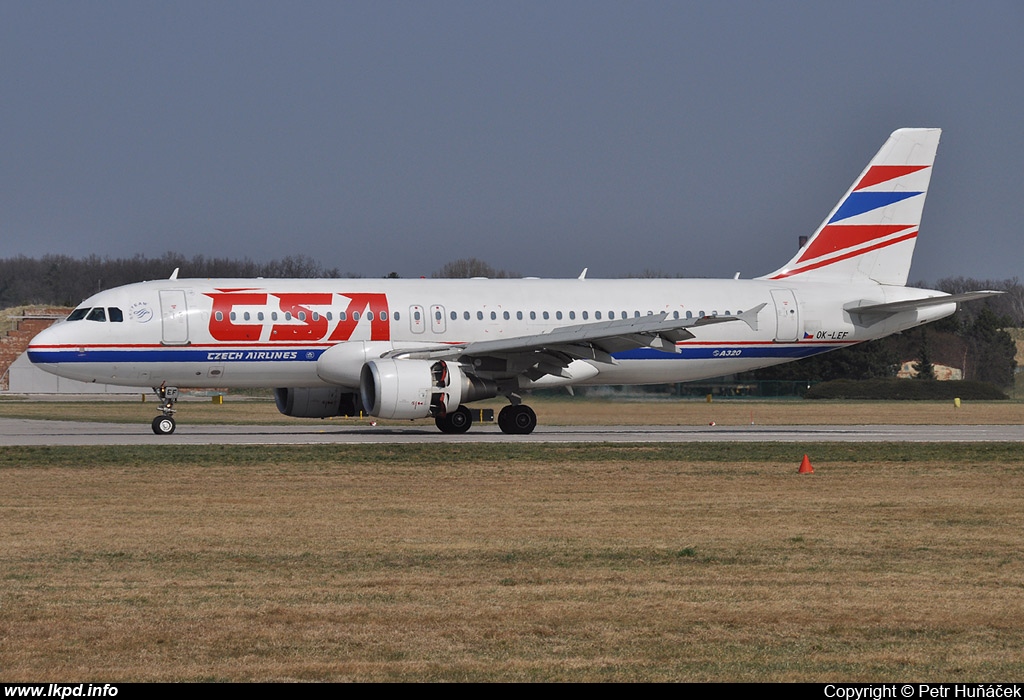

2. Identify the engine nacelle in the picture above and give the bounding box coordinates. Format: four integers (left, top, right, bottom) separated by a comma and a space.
316, 341, 394, 388
274, 387, 361, 418
359, 359, 498, 420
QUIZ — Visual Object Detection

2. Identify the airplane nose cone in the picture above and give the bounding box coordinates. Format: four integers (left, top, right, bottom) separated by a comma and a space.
27, 322, 70, 370
28, 321, 59, 349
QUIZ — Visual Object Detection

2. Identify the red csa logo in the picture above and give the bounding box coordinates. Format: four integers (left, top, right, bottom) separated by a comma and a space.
206, 289, 390, 342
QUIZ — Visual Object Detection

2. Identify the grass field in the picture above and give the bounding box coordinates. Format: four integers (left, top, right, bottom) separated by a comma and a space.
2, 442, 1023, 681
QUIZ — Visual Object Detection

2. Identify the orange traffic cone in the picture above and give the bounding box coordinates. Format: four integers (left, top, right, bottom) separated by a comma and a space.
798, 454, 814, 474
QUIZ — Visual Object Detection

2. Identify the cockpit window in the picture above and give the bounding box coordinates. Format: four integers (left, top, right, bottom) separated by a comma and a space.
86, 308, 107, 322
67, 308, 90, 321
108, 307, 124, 322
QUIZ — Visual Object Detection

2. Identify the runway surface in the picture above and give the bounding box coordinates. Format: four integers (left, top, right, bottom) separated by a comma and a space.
2, 417, 1023, 445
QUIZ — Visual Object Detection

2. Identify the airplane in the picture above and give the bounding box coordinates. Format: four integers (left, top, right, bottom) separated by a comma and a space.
27, 128, 999, 435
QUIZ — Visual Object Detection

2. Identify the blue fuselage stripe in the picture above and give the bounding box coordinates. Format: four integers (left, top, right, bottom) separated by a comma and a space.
28, 348, 325, 363
613, 345, 839, 360
29, 344, 842, 365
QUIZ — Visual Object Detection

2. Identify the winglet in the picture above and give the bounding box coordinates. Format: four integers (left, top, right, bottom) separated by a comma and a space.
737, 303, 766, 332
578, 268, 588, 280
169, 268, 179, 280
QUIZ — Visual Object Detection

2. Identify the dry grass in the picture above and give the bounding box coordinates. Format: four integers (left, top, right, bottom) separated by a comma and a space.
2, 445, 1023, 681
0, 395, 1021, 427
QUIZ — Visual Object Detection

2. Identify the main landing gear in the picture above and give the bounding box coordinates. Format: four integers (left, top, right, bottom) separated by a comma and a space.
434, 402, 538, 435
497, 404, 537, 435
151, 384, 179, 435
435, 405, 473, 434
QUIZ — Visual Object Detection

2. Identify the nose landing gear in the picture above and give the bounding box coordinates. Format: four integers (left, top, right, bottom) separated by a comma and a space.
151, 384, 179, 435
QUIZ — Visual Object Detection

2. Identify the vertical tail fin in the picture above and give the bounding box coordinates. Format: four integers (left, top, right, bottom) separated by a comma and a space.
761, 128, 941, 285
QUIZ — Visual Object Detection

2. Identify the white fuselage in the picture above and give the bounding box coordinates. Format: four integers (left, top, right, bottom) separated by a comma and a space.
27, 277, 954, 390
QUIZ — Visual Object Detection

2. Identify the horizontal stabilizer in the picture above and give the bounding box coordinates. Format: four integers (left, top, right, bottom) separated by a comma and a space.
846, 290, 1003, 322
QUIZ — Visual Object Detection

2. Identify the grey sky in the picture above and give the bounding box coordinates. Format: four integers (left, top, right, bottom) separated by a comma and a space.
2, 1, 1021, 282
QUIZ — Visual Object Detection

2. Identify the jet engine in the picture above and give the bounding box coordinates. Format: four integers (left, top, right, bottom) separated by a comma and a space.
359, 359, 498, 420
274, 387, 361, 418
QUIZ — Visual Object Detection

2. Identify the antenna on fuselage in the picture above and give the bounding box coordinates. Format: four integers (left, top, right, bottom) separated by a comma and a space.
578, 268, 588, 280
169, 268, 179, 280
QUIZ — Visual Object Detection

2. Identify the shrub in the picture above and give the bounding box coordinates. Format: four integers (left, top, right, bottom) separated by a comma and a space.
804, 379, 1008, 400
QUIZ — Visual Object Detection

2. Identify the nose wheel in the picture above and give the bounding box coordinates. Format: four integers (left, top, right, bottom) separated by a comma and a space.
152, 415, 176, 435
151, 384, 179, 435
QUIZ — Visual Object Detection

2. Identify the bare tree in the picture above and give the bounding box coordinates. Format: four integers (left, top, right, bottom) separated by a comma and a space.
432, 258, 518, 279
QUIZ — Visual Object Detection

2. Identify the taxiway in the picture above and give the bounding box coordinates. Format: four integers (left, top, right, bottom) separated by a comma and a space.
2, 417, 1023, 446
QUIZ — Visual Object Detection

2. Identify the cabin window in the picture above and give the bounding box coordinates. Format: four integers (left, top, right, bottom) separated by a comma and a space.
381, 311, 388, 321
67, 308, 89, 321
698, 310, 705, 317
516, 311, 523, 320
108, 308, 124, 322
272, 312, 279, 321
634, 311, 641, 318
569, 311, 576, 320
435, 310, 442, 321
215, 311, 224, 322
229, 311, 237, 322
530, 311, 536, 320
297, 311, 306, 321
556, 311, 563, 320
490, 311, 497, 320
393, 311, 400, 321
284, 312, 292, 321
87, 308, 107, 322
542, 311, 549, 320
673, 311, 679, 320
339, 311, 347, 321
686, 311, 693, 319
367, 311, 375, 321
595, 311, 602, 320
463, 311, 470, 320
311, 311, 319, 321
582, 311, 588, 320
503, 311, 510, 320
243, 312, 251, 321
477, 311, 484, 320
450, 311, 457, 321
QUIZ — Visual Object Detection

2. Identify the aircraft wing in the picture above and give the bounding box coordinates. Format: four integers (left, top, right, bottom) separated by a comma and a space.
384, 303, 766, 377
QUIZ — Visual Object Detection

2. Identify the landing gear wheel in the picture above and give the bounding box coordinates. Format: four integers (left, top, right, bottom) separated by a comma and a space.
151, 384, 179, 435
498, 405, 513, 433
498, 404, 536, 435
152, 415, 176, 435
435, 405, 473, 434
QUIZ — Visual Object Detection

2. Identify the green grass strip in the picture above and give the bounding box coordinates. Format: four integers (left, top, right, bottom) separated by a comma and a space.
2, 442, 1023, 468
